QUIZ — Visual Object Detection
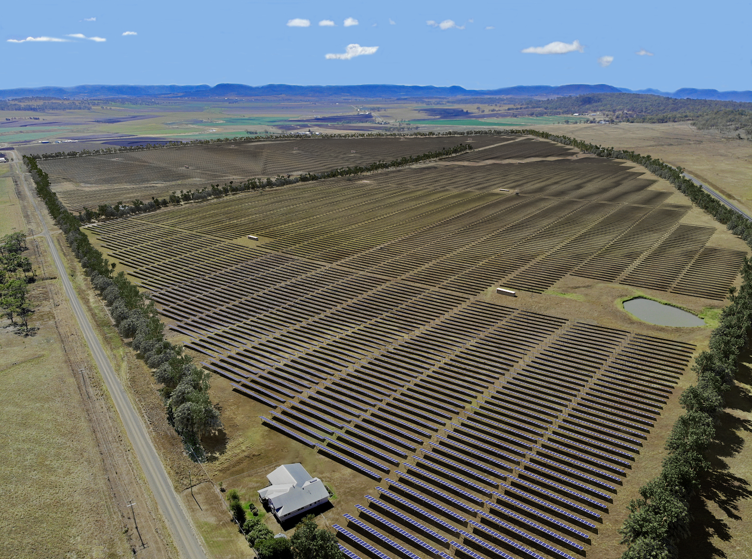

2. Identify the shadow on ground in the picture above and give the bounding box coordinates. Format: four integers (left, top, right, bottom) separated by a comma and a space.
677, 355, 752, 558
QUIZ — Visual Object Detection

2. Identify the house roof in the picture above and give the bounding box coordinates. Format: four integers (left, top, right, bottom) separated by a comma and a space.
272, 478, 329, 518
266, 463, 312, 486
258, 464, 329, 519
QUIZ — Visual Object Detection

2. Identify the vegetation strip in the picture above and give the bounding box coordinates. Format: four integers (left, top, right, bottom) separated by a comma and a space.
0, 232, 35, 332
509, 128, 752, 558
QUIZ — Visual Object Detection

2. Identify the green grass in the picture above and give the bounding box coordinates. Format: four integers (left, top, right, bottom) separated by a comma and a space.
699, 306, 723, 328
544, 289, 586, 301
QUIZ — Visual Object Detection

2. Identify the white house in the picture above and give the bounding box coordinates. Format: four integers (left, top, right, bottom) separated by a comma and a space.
258, 464, 329, 522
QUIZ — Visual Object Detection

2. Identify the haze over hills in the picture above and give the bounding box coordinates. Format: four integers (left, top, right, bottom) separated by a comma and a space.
1, 83, 751, 102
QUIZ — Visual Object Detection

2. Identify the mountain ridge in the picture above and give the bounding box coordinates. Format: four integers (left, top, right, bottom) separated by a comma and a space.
1, 83, 751, 103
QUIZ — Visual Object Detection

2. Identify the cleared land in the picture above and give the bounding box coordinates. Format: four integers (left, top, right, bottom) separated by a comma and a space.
78, 135, 750, 559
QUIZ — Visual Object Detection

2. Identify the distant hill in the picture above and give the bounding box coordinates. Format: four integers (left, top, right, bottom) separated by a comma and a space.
0, 83, 750, 103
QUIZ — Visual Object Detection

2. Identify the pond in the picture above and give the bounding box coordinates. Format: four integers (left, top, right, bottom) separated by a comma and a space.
623, 297, 705, 327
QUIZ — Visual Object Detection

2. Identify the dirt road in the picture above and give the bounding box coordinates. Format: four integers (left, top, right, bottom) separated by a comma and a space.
13, 154, 208, 559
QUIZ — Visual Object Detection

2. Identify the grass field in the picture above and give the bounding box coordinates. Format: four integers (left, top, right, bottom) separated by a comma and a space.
79, 135, 750, 559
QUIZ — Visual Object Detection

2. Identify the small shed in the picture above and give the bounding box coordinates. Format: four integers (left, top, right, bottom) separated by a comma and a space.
258, 464, 329, 522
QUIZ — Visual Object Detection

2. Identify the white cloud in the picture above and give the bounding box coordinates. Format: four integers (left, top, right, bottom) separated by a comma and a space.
427, 19, 464, 30
287, 18, 310, 27
7, 36, 68, 43
485, 26, 495, 30
122, 31, 137, 36
319, 19, 335, 26
372, 23, 377, 27
598, 55, 614, 67
68, 33, 106, 42
325, 43, 378, 60
522, 39, 584, 55
389, 18, 396, 25
84, 17, 96, 22
636, 49, 654, 56
469, 19, 474, 23
344, 17, 358, 27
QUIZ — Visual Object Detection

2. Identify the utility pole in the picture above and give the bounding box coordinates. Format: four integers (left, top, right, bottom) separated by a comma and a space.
127, 501, 145, 550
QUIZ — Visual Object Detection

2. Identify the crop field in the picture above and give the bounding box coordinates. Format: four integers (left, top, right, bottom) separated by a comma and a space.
85, 136, 749, 559
37, 136, 501, 211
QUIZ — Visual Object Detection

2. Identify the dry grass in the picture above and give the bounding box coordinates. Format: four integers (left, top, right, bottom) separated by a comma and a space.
0, 286, 128, 558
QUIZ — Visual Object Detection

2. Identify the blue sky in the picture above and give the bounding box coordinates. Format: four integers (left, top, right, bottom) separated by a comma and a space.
2, 0, 750, 92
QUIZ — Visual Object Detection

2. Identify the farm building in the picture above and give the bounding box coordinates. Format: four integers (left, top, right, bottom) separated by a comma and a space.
258, 464, 329, 522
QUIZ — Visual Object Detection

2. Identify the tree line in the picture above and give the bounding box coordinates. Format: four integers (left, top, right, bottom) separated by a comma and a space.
74, 143, 474, 223
509, 127, 752, 558
22, 155, 221, 452
0, 232, 35, 333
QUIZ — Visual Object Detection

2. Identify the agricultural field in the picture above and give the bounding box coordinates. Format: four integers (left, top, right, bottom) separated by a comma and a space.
80, 135, 749, 559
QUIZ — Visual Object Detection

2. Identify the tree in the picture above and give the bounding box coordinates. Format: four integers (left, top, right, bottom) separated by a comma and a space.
255, 537, 292, 559
290, 516, 343, 559
247, 524, 274, 547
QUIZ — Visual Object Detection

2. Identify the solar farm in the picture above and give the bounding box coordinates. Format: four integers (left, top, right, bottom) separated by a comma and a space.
38, 136, 502, 211
81, 135, 748, 558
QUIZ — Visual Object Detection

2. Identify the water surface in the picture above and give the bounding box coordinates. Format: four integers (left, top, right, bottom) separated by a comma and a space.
623, 297, 704, 327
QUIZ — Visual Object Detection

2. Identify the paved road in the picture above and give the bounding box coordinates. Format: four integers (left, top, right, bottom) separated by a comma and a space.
13, 155, 208, 559
682, 172, 752, 222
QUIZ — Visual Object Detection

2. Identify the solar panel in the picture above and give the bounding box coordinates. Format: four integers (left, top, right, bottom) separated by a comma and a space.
457, 531, 516, 559
363, 497, 449, 543
546, 431, 634, 461
429, 442, 510, 477
368, 407, 433, 438
450, 540, 487, 559
483, 501, 584, 551
375, 486, 459, 533
385, 479, 470, 524
260, 416, 314, 447
467, 520, 547, 559
528, 452, 621, 486
297, 399, 348, 427
280, 407, 336, 434
338, 544, 363, 559
331, 432, 400, 465
321, 437, 391, 472
347, 420, 413, 454
515, 465, 611, 506
359, 414, 424, 445
268, 411, 325, 441
334, 525, 391, 559
419, 452, 498, 487
441, 430, 522, 463
355, 504, 445, 554
397, 470, 482, 510
342, 514, 422, 559
509, 477, 602, 520
315, 444, 382, 480
451, 422, 530, 455
559, 418, 642, 447
535, 438, 627, 473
